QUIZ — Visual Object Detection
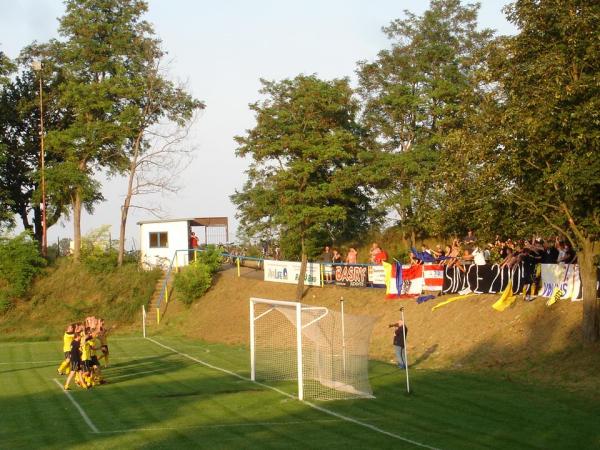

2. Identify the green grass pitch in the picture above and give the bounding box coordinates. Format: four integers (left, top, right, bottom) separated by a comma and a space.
1, 336, 598, 449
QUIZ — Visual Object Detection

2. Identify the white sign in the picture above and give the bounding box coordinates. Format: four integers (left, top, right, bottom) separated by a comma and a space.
264, 260, 322, 287
540, 264, 582, 301
368, 265, 386, 286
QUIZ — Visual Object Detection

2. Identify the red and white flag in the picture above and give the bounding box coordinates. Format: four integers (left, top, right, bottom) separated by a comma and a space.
423, 264, 444, 291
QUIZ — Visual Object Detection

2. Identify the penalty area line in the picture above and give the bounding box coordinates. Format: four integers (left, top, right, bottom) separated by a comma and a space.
145, 337, 440, 450
52, 379, 99, 433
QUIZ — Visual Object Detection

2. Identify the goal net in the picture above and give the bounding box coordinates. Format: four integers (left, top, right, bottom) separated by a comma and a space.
250, 297, 376, 401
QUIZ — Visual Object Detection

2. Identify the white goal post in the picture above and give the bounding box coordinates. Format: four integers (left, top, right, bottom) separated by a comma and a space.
250, 297, 375, 401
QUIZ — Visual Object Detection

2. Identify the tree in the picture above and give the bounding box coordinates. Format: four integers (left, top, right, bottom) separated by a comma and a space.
232, 75, 378, 300
464, 0, 600, 342
0, 47, 72, 243
116, 56, 203, 266
46, 0, 162, 261
356, 0, 493, 242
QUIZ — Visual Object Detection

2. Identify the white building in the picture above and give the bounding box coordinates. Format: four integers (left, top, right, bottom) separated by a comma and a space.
138, 217, 229, 270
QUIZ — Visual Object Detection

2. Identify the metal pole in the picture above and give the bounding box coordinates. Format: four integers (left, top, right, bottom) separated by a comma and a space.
340, 297, 346, 377
296, 303, 304, 400
142, 305, 146, 338
400, 307, 410, 393
38, 72, 47, 257
250, 300, 256, 381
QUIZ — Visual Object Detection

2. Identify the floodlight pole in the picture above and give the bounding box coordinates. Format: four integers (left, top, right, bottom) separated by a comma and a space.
32, 60, 47, 257
400, 307, 410, 393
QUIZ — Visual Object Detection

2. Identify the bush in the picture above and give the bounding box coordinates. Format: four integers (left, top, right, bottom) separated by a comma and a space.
0, 232, 46, 297
82, 249, 118, 274
0, 291, 13, 315
195, 245, 223, 275
173, 261, 212, 305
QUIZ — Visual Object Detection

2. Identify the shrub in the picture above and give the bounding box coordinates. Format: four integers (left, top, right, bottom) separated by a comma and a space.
0, 232, 46, 297
173, 261, 212, 305
0, 291, 13, 315
196, 245, 223, 275
82, 247, 118, 274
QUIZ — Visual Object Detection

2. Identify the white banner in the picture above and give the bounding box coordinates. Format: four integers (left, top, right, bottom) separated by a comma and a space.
368, 265, 386, 286
540, 264, 582, 301
264, 260, 321, 287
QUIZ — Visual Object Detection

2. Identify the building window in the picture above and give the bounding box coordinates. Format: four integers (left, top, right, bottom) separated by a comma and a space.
149, 232, 168, 248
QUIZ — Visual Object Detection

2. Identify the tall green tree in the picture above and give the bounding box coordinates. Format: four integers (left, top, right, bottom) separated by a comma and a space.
357, 0, 493, 241
461, 0, 600, 342
232, 75, 378, 300
46, 0, 161, 261
0, 47, 73, 242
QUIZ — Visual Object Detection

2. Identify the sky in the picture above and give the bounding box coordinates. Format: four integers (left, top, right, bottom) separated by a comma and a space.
0, 0, 517, 249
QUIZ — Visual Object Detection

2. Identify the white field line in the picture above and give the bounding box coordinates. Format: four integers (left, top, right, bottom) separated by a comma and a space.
52, 378, 99, 433
146, 337, 440, 450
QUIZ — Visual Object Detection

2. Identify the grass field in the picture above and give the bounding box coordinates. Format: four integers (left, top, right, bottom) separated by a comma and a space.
1, 335, 599, 450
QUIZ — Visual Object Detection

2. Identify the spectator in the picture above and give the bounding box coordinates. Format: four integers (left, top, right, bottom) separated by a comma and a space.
562, 243, 577, 264
345, 247, 358, 264
189, 231, 199, 249
321, 245, 333, 282
471, 246, 486, 265
541, 239, 558, 264
373, 245, 388, 265
369, 243, 382, 263
332, 249, 343, 264
464, 229, 476, 244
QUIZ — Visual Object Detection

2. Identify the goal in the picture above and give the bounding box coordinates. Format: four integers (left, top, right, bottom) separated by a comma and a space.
249, 297, 376, 401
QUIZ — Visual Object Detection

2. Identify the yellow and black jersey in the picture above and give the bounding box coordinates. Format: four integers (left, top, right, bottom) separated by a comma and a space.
62, 332, 75, 353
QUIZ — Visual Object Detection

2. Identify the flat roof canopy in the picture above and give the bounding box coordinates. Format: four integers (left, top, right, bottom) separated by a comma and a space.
137, 217, 228, 227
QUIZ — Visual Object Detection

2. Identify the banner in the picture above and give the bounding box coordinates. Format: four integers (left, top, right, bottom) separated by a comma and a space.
368, 265, 386, 287
264, 260, 321, 287
423, 264, 444, 291
539, 264, 582, 301
384, 262, 423, 298
334, 264, 368, 287
442, 264, 524, 295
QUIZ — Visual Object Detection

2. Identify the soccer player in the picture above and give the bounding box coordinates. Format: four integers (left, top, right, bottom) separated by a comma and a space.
98, 324, 110, 368
57, 324, 75, 375
64, 333, 83, 390
80, 330, 94, 388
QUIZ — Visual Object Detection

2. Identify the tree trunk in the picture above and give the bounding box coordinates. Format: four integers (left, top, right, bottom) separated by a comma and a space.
579, 239, 599, 344
118, 133, 142, 266
117, 204, 129, 266
72, 188, 82, 262
295, 236, 307, 301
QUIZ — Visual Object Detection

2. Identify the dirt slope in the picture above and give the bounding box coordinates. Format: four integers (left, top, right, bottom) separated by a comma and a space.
157, 266, 600, 393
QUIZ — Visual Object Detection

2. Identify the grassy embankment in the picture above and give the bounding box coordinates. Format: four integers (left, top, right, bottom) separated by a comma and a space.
0, 258, 161, 340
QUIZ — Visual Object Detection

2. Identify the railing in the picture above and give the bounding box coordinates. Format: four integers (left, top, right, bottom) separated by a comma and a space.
152, 249, 391, 323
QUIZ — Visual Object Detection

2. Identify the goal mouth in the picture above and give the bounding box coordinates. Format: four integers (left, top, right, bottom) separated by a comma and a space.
250, 297, 376, 401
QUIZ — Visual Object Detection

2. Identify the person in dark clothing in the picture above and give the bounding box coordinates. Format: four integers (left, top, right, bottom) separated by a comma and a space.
63, 334, 83, 390
542, 240, 559, 264
391, 320, 408, 369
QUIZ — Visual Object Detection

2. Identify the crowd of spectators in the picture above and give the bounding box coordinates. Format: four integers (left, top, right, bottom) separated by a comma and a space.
409, 229, 578, 271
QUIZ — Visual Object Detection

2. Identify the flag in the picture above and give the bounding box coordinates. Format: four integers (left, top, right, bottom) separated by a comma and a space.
423, 264, 444, 291
384, 263, 423, 299
492, 281, 517, 311
432, 293, 477, 311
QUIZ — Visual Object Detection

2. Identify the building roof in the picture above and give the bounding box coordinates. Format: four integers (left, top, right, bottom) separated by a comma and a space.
137, 217, 228, 227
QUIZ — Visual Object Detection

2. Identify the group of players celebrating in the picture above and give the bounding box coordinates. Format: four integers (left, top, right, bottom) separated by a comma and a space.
57, 316, 110, 390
